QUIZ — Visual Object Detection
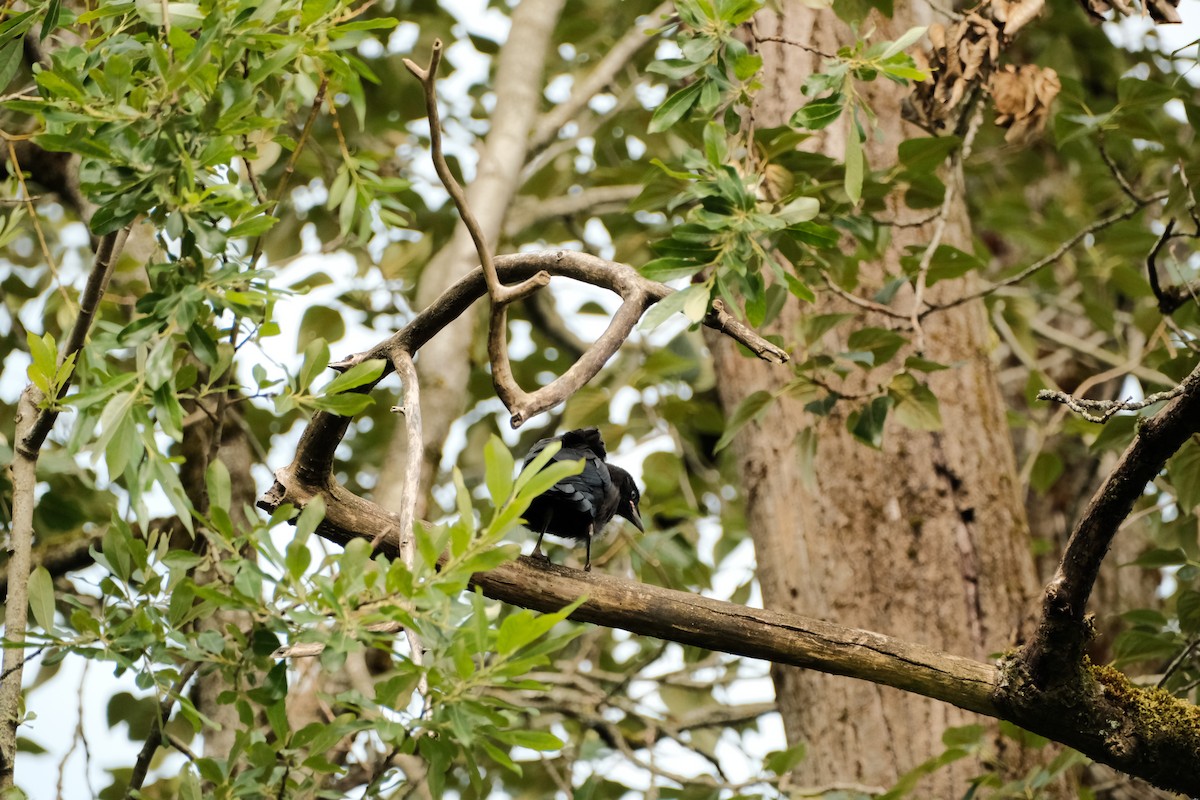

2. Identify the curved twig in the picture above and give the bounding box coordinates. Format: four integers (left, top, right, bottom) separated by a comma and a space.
403, 41, 549, 306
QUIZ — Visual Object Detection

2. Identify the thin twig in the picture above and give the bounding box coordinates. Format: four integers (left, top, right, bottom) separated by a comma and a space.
820, 272, 909, 321
2, 225, 127, 790
18, 229, 129, 456
1157, 636, 1200, 689
1097, 134, 1145, 203
922, 193, 1169, 318
403, 41, 548, 307
1037, 383, 1187, 424
1178, 161, 1200, 232
909, 102, 983, 352
125, 661, 201, 798
756, 34, 835, 59
1146, 219, 1177, 313
528, 1, 671, 152
6, 139, 58, 289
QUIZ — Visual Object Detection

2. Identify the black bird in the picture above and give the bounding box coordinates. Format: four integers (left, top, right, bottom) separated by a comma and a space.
522, 428, 644, 571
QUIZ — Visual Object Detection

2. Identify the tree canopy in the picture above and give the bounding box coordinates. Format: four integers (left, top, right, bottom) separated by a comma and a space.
1, 0, 1199, 797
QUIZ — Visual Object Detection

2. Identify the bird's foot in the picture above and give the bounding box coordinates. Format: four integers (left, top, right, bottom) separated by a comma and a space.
584, 562, 592, 572
530, 545, 550, 562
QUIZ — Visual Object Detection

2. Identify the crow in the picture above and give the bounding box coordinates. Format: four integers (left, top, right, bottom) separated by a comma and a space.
522, 428, 644, 571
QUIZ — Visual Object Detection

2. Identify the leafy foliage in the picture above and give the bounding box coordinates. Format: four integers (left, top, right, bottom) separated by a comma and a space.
1, 0, 1199, 794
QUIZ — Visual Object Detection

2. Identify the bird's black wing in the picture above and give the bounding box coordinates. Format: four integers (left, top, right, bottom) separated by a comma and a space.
523, 432, 614, 538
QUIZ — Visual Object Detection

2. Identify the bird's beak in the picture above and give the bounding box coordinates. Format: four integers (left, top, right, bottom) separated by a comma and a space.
627, 501, 644, 532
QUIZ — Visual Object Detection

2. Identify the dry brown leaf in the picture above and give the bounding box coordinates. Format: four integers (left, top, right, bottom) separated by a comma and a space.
1077, 0, 1179, 22
992, 0, 1045, 35
904, 13, 1001, 133
990, 64, 1061, 144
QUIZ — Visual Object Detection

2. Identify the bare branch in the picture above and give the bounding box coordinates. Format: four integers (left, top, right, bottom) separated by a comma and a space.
257, 467, 1200, 795
819, 272, 910, 321
1097, 137, 1144, 203
504, 184, 644, 238
18, 229, 128, 457
909, 102, 983, 352
404, 41, 549, 307
2, 225, 129, 790
390, 350, 430, 713
125, 662, 201, 798
250, 76, 329, 266
921, 194, 1168, 318
1037, 383, 1186, 424
323, 251, 785, 429
1024, 360, 1200, 683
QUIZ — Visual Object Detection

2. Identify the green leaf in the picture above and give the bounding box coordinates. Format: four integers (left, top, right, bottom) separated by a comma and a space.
763, 742, 807, 775
297, 308, 345, 353
323, 358, 386, 396
493, 728, 565, 751
0, 39, 21, 93
641, 257, 706, 282
898, 136, 961, 174
714, 390, 776, 452
25, 332, 57, 397
843, 125, 863, 205
790, 94, 845, 130
39, 0, 61, 39
309, 393, 374, 416
1168, 438, 1200, 512
1117, 76, 1178, 109
295, 496, 326, 545
640, 284, 708, 330
889, 374, 942, 432
1178, 590, 1200, 634
28, 566, 56, 632
135, 0, 205, 29
226, 215, 278, 238
1028, 451, 1063, 494
848, 327, 907, 365
849, 395, 892, 449
485, 435, 515, 507
1123, 548, 1188, 569
878, 26, 927, 59
206, 459, 231, 513
703, 121, 728, 167
777, 197, 820, 224
649, 82, 703, 134
682, 284, 710, 321
734, 53, 762, 81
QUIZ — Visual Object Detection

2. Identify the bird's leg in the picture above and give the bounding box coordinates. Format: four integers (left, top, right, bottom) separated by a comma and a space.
532, 514, 552, 561
584, 525, 593, 572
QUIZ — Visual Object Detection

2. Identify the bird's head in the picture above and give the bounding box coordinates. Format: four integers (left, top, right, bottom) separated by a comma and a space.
608, 465, 644, 532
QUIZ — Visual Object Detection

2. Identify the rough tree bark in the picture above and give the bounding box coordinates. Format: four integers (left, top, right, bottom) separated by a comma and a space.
708, 3, 1043, 791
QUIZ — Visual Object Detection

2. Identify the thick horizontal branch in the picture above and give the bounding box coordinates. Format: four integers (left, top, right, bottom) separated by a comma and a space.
469, 557, 1000, 715
258, 472, 1200, 794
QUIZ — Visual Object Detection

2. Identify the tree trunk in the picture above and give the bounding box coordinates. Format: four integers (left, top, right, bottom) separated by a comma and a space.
709, 3, 1042, 791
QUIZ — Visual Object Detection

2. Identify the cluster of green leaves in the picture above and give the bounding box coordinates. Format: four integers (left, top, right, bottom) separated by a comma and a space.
6, 0, 403, 242
790, 26, 928, 204
21, 437, 589, 797
640, 122, 834, 330
641, 5, 931, 332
